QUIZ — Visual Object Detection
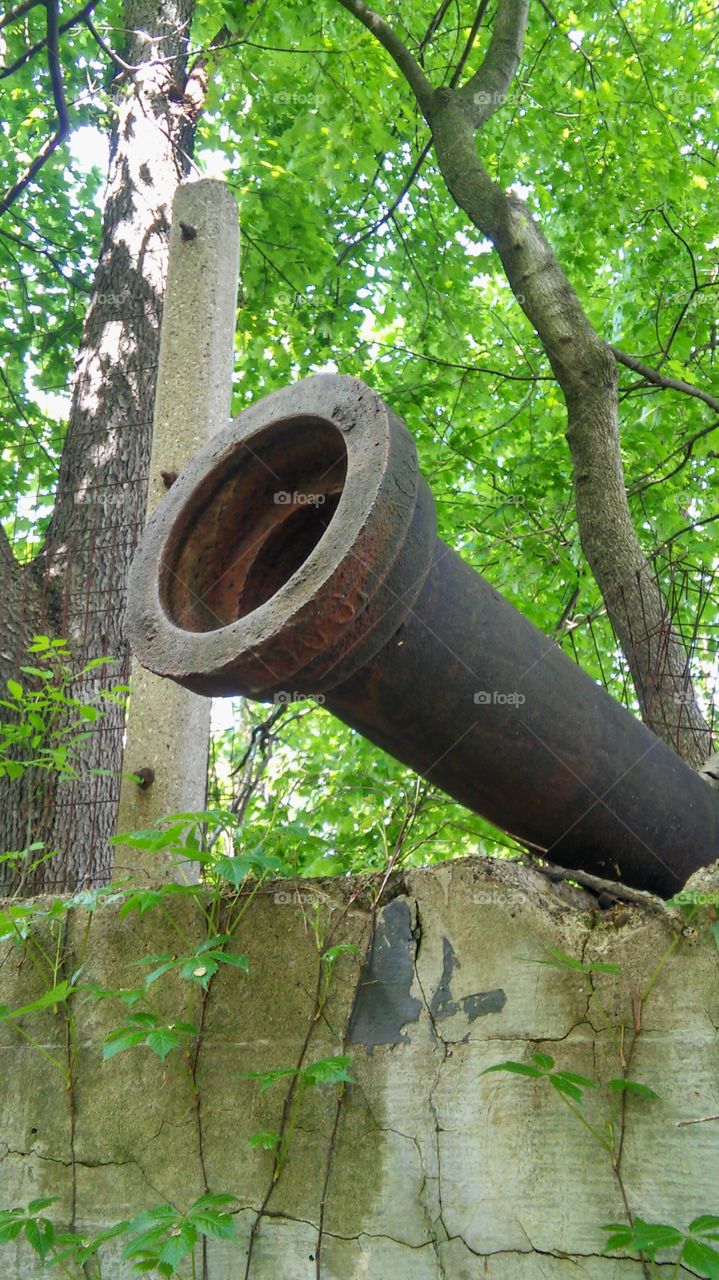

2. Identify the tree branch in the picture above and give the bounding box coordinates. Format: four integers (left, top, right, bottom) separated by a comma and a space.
456, 0, 529, 127
628, 419, 719, 497
83, 12, 136, 72
0, 0, 97, 79
418, 0, 454, 60
337, 140, 432, 263
449, 0, 490, 89
0, 0, 69, 218
335, 0, 435, 115
337, 0, 712, 764
0, 0, 42, 31
612, 346, 719, 415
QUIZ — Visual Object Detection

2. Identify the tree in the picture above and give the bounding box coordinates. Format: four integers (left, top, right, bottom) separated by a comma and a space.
334, 0, 716, 768
1, 0, 717, 892
0, 0, 208, 890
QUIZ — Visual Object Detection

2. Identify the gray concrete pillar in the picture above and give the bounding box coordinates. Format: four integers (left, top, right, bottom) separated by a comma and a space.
116, 180, 239, 882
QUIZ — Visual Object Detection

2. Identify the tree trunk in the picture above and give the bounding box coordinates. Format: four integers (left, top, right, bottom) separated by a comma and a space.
0, 0, 206, 893
335, 0, 711, 769
426, 91, 711, 768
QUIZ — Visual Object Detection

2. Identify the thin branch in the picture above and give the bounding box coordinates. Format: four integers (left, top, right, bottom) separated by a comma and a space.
0, 366, 59, 474
0, 0, 41, 32
83, 13, 135, 72
337, 141, 432, 263
0, 225, 87, 285
651, 511, 719, 559
628, 420, 719, 497
359, 336, 547, 381
335, 0, 435, 115
612, 346, 719, 414
457, 0, 529, 127
449, 0, 490, 89
677, 1114, 719, 1127
0, 0, 70, 218
418, 0, 455, 60
239, 227, 306, 300
0, 0, 97, 80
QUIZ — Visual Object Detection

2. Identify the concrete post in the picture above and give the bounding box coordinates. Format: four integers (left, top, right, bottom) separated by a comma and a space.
115, 180, 239, 882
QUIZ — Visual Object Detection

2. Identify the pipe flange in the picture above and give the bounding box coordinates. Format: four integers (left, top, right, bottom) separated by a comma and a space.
126, 374, 436, 698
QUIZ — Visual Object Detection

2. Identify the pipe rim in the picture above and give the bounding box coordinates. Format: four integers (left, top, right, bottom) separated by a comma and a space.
126, 374, 434, 697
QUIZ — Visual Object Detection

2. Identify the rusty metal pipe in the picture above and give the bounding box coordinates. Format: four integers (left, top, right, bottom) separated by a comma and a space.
126, 375, 718, 897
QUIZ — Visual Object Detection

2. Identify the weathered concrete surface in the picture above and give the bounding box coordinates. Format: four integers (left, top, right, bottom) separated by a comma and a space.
1, 857, 717, 1278
116, 178, 239, 877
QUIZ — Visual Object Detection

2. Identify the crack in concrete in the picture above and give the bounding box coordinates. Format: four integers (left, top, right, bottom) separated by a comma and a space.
412, 899, 452, 1279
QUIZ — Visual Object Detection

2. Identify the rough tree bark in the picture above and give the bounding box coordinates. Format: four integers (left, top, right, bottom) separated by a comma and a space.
0, 0, 206, 892
337, 0, 712, 770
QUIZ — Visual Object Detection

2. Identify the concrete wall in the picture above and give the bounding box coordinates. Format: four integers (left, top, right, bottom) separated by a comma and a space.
1, 857, 717, 1278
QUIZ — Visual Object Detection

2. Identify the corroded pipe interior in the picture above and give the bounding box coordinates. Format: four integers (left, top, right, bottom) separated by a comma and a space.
163, 417, 347, 633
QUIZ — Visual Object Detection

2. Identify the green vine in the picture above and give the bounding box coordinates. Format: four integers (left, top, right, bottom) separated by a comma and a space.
485, 923, 719, 1278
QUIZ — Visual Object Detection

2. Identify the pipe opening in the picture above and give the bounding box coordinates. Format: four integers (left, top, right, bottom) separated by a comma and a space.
162, 417, 347, 633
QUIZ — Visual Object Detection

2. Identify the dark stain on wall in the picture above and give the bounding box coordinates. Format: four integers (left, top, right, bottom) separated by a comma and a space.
348, 898, 422, 1049
430, 936, 506, 1032
349, 902, 506, 1049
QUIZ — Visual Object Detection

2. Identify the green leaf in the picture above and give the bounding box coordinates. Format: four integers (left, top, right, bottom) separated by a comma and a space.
302, 1054, 354, 1087
0, 1218, 25, 1244
212, 855, 256, 886
607, 1079, 658, 1100
682, 1239, 719, 1277
530, 1052, 555, 1072
25, 1214, 55, 1261
690, 1217, 719, 1235
157, 1221, 197, 1267
1, 980, 72, 1019
102, 1030, 147, 1060
244, 1066, 299, 1090
322, 943, 361, 966
482, 1060, 545, 1079
549, 1074, 586, 1103
145, 1027, 183, 1060
6, 679, 23, 700
523, 948, 621, 975
630, 1218, 684, 1253
248, 1130, 281, 1150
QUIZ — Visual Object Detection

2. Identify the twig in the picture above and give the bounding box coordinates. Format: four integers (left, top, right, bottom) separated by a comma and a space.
337, 141, 432, 263
335, 0, 435, 114
0, 0, 97, 80
0, 0, 70, 218
612, 346, 719, 414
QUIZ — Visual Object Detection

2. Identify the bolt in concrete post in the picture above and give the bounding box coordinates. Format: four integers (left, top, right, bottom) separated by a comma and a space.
116, 180, 239, 883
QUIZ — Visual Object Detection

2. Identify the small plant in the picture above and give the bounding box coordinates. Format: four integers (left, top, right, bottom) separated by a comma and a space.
131, 934, 249, 992
484, 939, 717, 1277
102, 1011, 198, 1062
667, 890, 719, 952
602, 1216, 719, 1277
0, 1192, 237, 1278
246, 1054, 355, 1176
0, 635, 126, 783
484, 1051, 657, 1156
121, 1192, 237, 1278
